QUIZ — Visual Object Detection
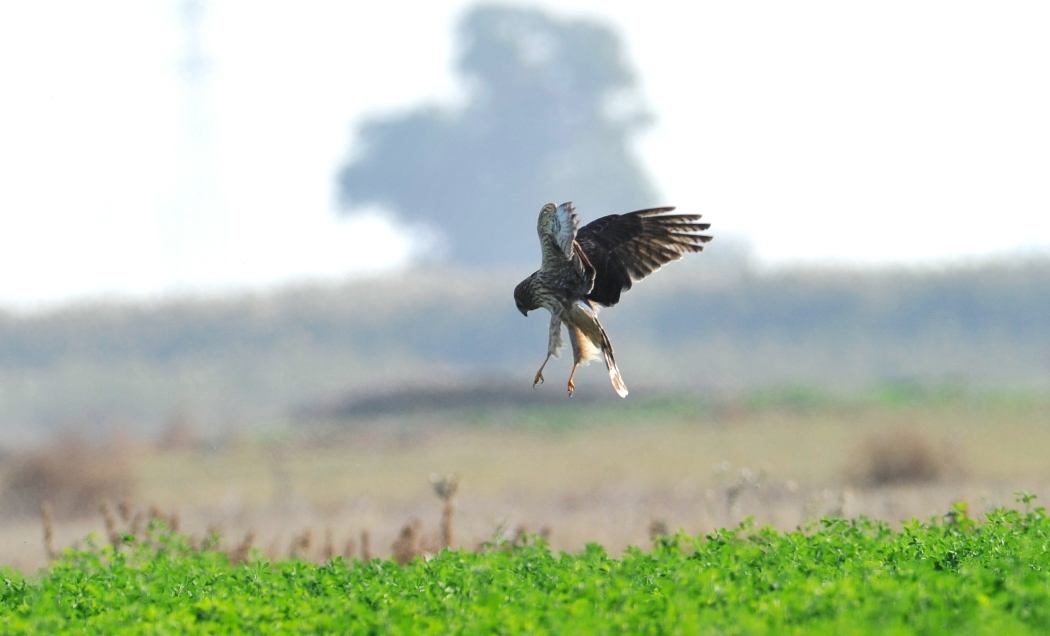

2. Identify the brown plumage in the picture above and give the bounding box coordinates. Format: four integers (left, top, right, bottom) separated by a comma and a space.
514, 202, 711, 397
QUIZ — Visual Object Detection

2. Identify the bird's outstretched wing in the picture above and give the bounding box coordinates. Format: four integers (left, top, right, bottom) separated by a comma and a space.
538, 202, 580, 266
576, 207, 712, 307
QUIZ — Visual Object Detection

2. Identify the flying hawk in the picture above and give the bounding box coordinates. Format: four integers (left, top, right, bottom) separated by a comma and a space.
513, 202, 712, 397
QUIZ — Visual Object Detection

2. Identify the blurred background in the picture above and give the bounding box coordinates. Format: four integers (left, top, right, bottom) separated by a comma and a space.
2, 1, 1050, 569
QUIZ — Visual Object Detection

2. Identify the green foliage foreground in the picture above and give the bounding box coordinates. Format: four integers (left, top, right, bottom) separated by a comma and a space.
4, 499, 1050, 634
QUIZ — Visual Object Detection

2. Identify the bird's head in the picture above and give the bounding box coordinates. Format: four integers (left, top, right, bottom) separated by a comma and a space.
514, 274, 540, 316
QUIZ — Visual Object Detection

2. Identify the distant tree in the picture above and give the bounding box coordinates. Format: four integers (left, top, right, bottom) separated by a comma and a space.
337, 5, 660, 265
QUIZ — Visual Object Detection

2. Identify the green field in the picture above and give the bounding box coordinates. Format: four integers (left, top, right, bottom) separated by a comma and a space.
3, 497, 1050, 634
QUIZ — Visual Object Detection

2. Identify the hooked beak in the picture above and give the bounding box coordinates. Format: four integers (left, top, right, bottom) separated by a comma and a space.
518, 306, 528, 317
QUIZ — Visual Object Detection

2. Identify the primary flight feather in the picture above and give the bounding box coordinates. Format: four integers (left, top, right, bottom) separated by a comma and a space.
513, 202, 712, 397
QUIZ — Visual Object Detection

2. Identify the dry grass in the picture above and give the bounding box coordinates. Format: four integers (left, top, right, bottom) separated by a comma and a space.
136, 400, 1050, 509
0, 433, 136, 520
849, 426, 960, 486
4, 399, 1050, 571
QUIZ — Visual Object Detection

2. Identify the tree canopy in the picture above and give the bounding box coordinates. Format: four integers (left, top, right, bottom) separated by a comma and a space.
337, 5, 659, 265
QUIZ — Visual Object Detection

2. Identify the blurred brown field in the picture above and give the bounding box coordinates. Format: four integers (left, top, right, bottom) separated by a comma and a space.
3, 395, 1049, 572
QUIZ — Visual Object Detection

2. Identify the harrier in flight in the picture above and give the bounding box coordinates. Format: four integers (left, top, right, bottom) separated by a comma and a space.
514, 202, 711, 397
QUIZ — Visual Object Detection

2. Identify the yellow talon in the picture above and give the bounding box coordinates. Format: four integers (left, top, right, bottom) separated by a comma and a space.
567, 379, 575, 396
534, 371, 545, 387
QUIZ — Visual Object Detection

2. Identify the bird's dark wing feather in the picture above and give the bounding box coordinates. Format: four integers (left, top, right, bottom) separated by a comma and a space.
576, 207, 712, 307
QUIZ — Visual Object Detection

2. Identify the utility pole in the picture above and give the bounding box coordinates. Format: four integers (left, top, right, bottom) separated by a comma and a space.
163, 0, 228, 289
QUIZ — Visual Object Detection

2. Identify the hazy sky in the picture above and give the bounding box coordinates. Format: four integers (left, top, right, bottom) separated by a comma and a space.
1, 1, 1048, 307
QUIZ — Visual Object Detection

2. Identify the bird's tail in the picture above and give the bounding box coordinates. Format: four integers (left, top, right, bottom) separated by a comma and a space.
570, 301, 628, 398
601, 335, 629, 398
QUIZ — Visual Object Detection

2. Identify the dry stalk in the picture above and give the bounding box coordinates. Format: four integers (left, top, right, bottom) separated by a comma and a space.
392, 519, 422, 565
100, 501, 121, 548
41, 501, 57, 560
288, 535, 301, 559
430, 473, 460, 549
146, 504, 180, 532
360, 529, 372, 562
129, 511, 145, 539
289, 528, 313, 559
343, 537, 357, 561
511, 525, 528, 547
649, 519, 670, 542
118, 498, 132, 525
202, 523, 221, 551
322, 528, 334, 561
229, 530, 256, 565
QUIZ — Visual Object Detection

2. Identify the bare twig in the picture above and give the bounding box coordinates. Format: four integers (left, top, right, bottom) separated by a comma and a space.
42, 501, 57, 560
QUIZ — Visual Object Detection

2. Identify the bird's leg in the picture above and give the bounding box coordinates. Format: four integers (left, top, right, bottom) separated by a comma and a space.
566, 323, 584, 397
533, 353, 551, 387
567, 361, 580, 396
535, 314, 563, 389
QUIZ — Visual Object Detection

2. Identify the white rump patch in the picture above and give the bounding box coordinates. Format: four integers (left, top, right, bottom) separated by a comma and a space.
574, 326, 603, 363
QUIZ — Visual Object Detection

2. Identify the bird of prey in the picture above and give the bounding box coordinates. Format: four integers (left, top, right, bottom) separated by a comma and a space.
513, 202, 712, 397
